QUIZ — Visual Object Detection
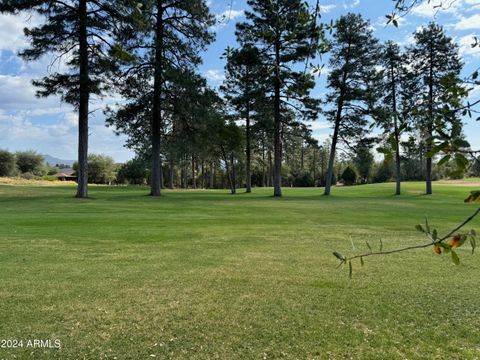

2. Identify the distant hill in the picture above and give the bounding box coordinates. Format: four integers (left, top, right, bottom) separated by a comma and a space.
43, 154, 75, 167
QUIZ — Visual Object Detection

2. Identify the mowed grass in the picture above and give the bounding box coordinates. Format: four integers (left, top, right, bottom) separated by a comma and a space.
0, 182, 480, 359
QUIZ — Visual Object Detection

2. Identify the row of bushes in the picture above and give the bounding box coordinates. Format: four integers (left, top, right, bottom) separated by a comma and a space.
0, 150, 46, 178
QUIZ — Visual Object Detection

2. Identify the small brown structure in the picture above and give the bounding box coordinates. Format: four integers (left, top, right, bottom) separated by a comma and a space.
54, 168, 77, 182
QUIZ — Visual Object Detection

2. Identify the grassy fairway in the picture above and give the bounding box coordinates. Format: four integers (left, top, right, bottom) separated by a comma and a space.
0, 182, 479, 359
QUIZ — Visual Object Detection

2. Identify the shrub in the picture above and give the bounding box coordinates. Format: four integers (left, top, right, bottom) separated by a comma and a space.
0, 150, 16, 177
116, 158, 148, 185
292, 171, 314, 187
341, 166, 357, 186
20, 172, 37, 180
16, 150, 45, 176
373, 162, 393, 183
47, 167, 59, 175
74, 154, 117, 184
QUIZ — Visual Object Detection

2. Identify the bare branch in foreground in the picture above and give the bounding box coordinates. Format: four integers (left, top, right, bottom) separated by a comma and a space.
334, 198, 480, 277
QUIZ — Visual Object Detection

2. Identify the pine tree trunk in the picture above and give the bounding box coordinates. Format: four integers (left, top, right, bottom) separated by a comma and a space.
324, 122, 339, 196
159, 157, 163, 189
426, 44, 434, 195
301, 143, 304, 171
184, 155, 188, 188
169, 155, 174, 189
180, 166, 184, 188
191, 154, 196, 189
325, 98, 344, 195
150, 2, 164, 197
221, 145, 235, 194
394, 131, 401, 196
245, 100, 252, 193
325, 60, 349, 196
76, 0, 89, 198
262, 139, 266, 187
209, 161, 214, 189
268, 150, 273, 187
231, 153, 236, 195
273, 38, 282, 197
426, 139, 433, 194
390, 63, 401, 195
212, 162, 216, 189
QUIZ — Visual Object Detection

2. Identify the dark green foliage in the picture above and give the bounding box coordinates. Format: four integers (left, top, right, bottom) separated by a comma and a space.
292, 171, 314, 187
15, 151, 44, 176
401, 135, 425, 181
117, 158, 149, 185
0, 150, 16, 177
373, 162, 393, 183
218, 121, 245, 194
353, 142, 374, 184
341, 166, 357, 186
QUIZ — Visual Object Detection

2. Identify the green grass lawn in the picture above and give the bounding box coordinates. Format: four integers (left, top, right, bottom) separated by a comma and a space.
0, 182, 479, 359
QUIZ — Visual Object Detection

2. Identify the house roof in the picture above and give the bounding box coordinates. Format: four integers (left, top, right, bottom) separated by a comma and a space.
54, 168, 75, 177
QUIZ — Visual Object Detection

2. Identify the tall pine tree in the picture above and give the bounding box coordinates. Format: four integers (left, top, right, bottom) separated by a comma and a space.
323, 13, 381, 196
110, 0, 214, 196
237, 0, 322, 197
0, 0, 125, 198
376, 41, 413, 195
221, 45, 266, 193
408, 23, 463, 195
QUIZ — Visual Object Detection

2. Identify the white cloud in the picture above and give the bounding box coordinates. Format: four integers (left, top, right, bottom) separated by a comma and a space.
0, 75, 133, 162
0, 13, 42, 53
312, 132, 329, 144
205, 69, 225, 83
458, 34, 480, 56
320, 4, 336, 13
0, 75, 61, 111
411, 0, 462, 18
213, 9, 244, 30
217, 9, 243, 22
398, 32, 416, 47
309, 121, 331, 131
342, 0, 360, 9
469, 85, 480, 99
0, 14, 29, 52
0, 109, 76, 147
455, 14, 480, 30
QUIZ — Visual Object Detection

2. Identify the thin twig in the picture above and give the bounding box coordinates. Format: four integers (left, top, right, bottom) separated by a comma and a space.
346, 207, 480, 261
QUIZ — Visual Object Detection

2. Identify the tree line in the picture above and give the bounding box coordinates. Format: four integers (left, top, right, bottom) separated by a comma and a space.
0, 0, 477, 198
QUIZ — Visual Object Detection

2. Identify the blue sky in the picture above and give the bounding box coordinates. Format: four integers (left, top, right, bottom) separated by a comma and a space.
0, 0, 478, 162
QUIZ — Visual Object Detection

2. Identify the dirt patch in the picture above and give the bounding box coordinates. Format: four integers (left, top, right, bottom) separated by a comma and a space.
437, 180, 480, 187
